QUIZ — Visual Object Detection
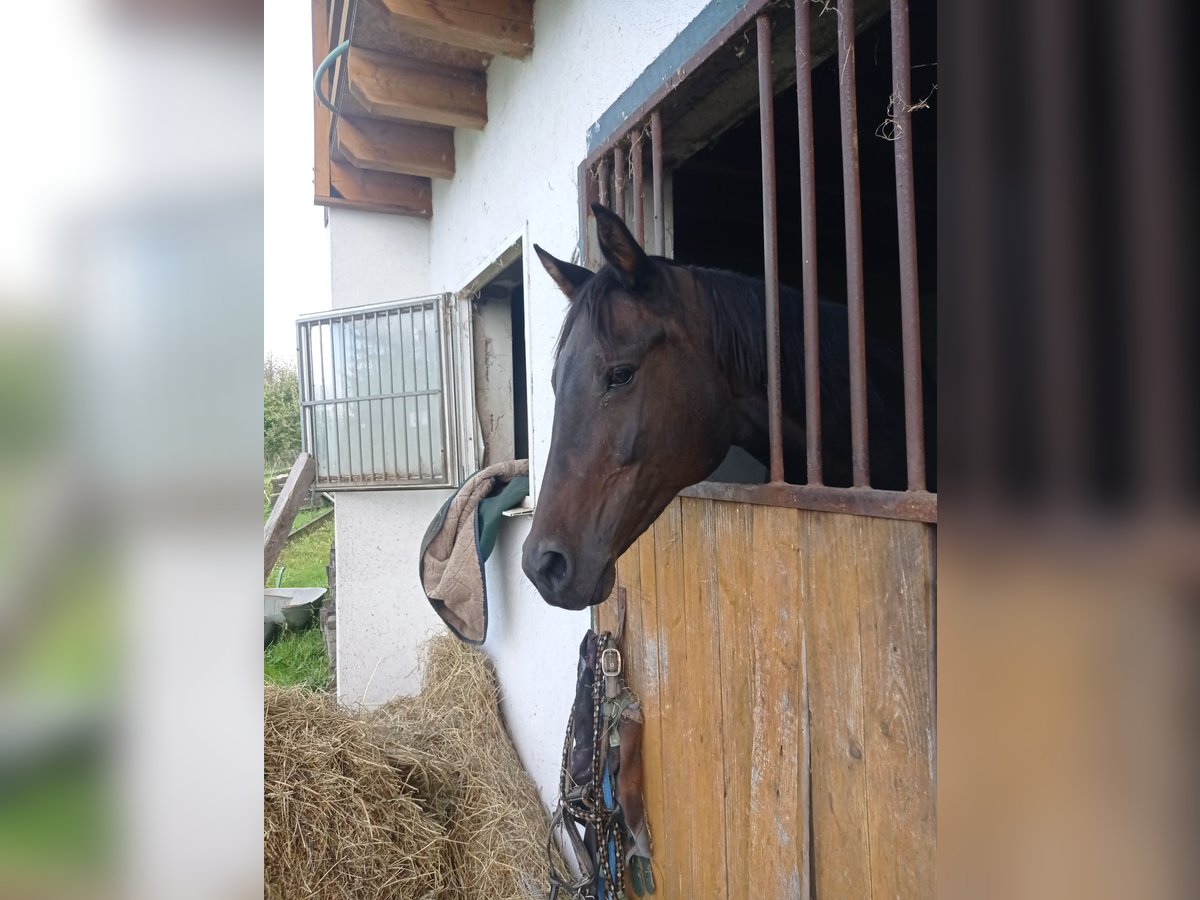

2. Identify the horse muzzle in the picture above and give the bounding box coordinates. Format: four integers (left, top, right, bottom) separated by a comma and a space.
522, 539, 616, 610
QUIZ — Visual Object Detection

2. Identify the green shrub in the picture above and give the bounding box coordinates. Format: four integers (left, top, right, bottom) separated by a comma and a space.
264, 355, 301, 471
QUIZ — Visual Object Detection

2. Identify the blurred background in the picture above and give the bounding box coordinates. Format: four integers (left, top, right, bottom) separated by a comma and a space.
1, 1, 264, 898
0, 0, 1195, 898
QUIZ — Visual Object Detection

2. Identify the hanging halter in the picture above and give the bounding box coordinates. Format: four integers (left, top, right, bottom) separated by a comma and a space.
548, 591, 654, 899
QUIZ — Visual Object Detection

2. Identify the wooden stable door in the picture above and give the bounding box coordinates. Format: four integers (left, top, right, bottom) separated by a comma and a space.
596, 496, 935, 899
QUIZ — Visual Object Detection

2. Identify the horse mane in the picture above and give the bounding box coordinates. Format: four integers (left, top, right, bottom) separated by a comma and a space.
554, 260, 803, 396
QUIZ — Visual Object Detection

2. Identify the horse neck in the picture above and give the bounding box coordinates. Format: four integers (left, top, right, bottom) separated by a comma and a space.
679, 264, 773, 396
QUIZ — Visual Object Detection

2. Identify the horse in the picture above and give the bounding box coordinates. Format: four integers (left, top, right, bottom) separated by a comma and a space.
522, 202, 934, 610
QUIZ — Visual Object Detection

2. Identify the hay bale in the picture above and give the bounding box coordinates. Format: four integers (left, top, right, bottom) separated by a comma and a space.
264, 686, 452, 899
265, 635, 564, 899
372, 636, 565, 899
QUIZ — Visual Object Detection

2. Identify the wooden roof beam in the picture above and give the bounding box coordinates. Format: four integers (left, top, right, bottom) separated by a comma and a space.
328, 161, 433, 217
346, 47, 487, 129
335, 117, 456, 179
376, 0, 533, 59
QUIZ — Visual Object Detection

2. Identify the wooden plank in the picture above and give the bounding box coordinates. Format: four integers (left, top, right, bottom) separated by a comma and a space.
346, 46, 488, 129
857, 518, 935, 897
714, 499, 755, 897
376, 0, 533, 58
602, 535, 648, 898
264, 453, 317, 580
746, 505, 805, 899
802, 511, 873, 898
354, 0, 491, 72
311, 0, 332, 199
315, 0, 436, 216
329, 0, 353, 113
634, 521, 665, 896
328, 160, 433, 216
679, 498, 728, 893
650, 498, 688, 899
335, 117, 456, 178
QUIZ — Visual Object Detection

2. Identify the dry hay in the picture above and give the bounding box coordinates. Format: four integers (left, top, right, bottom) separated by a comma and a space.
265, 635, 563, 899
264, 687, 452, 899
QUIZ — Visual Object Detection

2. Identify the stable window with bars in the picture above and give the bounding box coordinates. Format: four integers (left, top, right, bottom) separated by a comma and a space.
579, 0, 936, 523
296, 295, 466, 488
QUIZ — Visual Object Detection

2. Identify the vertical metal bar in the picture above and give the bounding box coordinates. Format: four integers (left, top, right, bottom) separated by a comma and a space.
410, 306, 426, 480
890, 0, 926, 491
613, 143, 626, 221
399, 308, 414, 479
758, 15, 785, 484
340, 317, 352, 479
295, 321, 307, 455
387, 311, 400, 480
1033, 0, 1081, 506
375, 313, 386, 479
598, 156, 610, 208
318, 321, 333, 481
795, 0, 823, 485
357, 316, 375, 479
651, 109, 665, 255
837, 0, 871, 487
631, 130, 645, 246
312, 324, 321, 468
425, 303, 444, 479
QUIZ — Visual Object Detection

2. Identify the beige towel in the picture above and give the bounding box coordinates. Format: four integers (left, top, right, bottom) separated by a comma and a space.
418, 458, 528, 643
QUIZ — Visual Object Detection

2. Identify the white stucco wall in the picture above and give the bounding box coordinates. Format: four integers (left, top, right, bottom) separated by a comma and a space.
329, 207, 430, 307
325, 0, 713, 809
332, 489, 453, 704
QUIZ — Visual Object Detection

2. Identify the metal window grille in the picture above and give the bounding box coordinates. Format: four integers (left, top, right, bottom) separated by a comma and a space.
579, 0, 935, 523
296, 294, 465, 489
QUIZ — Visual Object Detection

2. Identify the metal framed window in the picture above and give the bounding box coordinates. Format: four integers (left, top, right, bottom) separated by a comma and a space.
296, 294, 475, 489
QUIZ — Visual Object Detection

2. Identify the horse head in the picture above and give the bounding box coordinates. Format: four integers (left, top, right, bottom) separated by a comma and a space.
522, 204, 734, 609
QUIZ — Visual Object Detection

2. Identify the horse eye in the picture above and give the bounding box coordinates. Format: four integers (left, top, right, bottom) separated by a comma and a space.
609, 366, 636, 387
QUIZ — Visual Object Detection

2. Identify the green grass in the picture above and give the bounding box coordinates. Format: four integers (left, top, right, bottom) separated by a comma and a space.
289, 505, 331, 532
264, 625, 329, 691
269, 520, 333, 590
265, 516, 334, 690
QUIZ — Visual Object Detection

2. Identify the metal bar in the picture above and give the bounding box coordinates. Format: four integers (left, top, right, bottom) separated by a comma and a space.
375, 313, 386, 480
315, 479, 454, 493
613, 143, 626, 221
336, 321, 345, 482
362, 316, 377, 481
399, 309, 413, 479
296, 294, 442, 324
425, 304, 444, 479
758, 15, 785, 484
598, 156, 610, 208
316, 323, 331, 479
387, 311, 399, 480
795, 0, 824, 486
410, 307, 426, 479
679, 482, 937, 523
295, 321, 308, 456
890, 0, 925, 491
631, 129, 645, 246
651, 109, 665, 255
837, 0, 871, 487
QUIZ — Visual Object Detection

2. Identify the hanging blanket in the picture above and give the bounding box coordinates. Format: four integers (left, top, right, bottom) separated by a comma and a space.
418, 458, 529, 643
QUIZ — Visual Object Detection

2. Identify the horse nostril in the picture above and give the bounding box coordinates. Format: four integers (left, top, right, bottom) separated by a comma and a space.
538, 549, 570, 586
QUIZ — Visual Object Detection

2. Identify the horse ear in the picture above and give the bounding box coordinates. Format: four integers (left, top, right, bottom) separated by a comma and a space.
592, 203, 649, 287
534, 244, 592, 300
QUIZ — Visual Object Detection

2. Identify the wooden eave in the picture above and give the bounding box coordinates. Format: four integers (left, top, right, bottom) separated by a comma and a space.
312, 0, 533, 217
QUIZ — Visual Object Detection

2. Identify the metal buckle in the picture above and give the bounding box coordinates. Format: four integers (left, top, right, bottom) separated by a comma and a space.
600, 647, 622, 678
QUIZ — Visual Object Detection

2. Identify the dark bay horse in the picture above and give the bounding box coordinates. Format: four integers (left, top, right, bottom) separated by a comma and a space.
523, 203, 933, 610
